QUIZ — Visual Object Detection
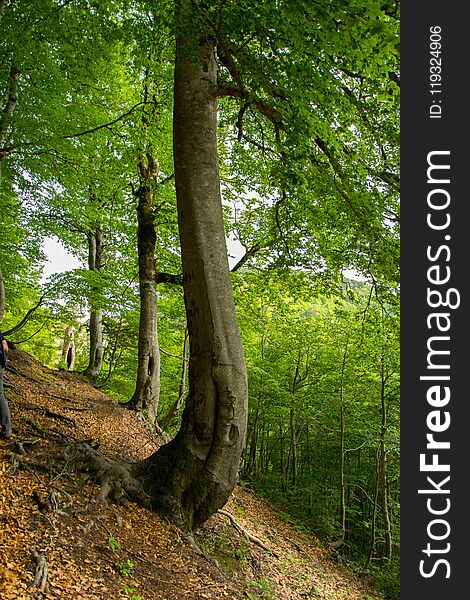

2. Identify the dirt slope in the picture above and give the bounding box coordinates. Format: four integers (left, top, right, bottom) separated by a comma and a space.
0, 346, 381, 600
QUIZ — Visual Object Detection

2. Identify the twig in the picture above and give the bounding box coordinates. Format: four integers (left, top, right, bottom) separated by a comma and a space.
218, 510, 279, 557
195, 583, 226, 591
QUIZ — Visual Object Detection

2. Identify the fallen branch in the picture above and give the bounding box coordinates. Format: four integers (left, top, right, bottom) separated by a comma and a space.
195, 583, 226, 592
218, 509, 279, 557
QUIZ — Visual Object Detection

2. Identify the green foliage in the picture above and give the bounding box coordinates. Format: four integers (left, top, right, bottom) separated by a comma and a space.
1, 2, 399, 594
115, 559, 134, 577
372, 560, 400, 600
107, 535, 141, 598
246, 578, 275, 600
121, 581, 142, 600
235, 272, 399, 594
108, 534, 120, 552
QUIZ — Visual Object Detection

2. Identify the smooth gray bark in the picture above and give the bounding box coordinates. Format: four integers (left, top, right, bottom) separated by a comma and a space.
138, 7, 248, 530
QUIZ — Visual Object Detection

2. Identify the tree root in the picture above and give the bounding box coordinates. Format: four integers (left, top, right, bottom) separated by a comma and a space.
33, 490, 61, 514
22, 418, 75, 441
31, 549, 48, 594
67, 441, 151, 508
218, 509, 279, 557
22, 404, 76, 427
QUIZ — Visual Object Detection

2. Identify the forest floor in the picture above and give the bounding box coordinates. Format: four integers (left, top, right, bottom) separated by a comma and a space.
0, 346, 383, 600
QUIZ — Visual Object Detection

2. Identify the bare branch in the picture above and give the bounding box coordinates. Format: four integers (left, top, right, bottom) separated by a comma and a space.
231, 242, 262, 272
63, 102, 146, 139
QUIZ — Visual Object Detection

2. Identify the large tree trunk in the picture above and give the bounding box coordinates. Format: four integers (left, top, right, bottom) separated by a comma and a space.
136, 10, 248, 531
127, 154, 161, 425
84, 226, 104, 381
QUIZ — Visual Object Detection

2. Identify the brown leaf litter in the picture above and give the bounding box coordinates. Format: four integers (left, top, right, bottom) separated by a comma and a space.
1, 346, 382, 599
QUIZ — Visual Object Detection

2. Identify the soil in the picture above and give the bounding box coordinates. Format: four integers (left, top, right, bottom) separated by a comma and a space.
1, 346, 382, 599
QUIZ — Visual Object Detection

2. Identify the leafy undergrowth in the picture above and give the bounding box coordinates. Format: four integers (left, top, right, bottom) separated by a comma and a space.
1, 346, 382, 599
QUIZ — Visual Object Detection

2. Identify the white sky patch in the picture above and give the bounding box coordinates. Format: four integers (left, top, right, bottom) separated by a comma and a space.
227, 236, 245, 269
41, 236, 81, 283
41, 234, 244, 280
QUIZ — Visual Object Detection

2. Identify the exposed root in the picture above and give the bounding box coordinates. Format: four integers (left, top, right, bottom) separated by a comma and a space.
67, 441, 151, 508
218, 509, 279, 557
22, 404, 76, 427
31, 549, 48, 594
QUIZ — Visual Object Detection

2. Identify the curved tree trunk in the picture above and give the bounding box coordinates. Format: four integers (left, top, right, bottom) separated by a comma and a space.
128, 154, 161, 425
84, 226, 104, 381
137, 11, 248, 531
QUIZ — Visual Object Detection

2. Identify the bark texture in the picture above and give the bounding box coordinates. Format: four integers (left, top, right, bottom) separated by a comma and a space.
84, 226, 104, 380
128, 154, 161, 425
137, 7, 248, 530
62, 326, 75, 370
0, 65, 19, 154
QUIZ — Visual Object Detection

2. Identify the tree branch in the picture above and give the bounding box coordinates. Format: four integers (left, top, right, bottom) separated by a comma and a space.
63, 102, 146, 139
231, 243, 262, 272
218, 509, 279, 557
217, 84, 284, 131
3, 293, 48, 337
155, 271, 183, 286
0, 66, 19, 151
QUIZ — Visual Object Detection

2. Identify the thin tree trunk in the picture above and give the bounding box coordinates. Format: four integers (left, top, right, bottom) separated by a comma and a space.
379, 350, 393, 561
0, 268, 4, 319
128, 154, 160, 425
137, 12, 248, 531
244, 332, 265, 479
243, 405, 259, 478
0, 66, 19, 153
97, 318, 123, 388
84, 226, 104, 380
287, 348, 302, 488
278, 421, 285, 477
339, 337, 349, 541
289, 407, 298, 488
367, 451, 380, 566
159, 327, 188, 427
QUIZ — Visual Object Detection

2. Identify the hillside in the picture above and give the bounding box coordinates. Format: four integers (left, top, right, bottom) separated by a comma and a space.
1, 346, 382, 600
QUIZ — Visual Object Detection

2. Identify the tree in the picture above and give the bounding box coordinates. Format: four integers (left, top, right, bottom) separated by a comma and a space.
134, 0, 248, 529
1, 0, 400, 543
127, 153, 161, 424
83, 196, 105, 380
